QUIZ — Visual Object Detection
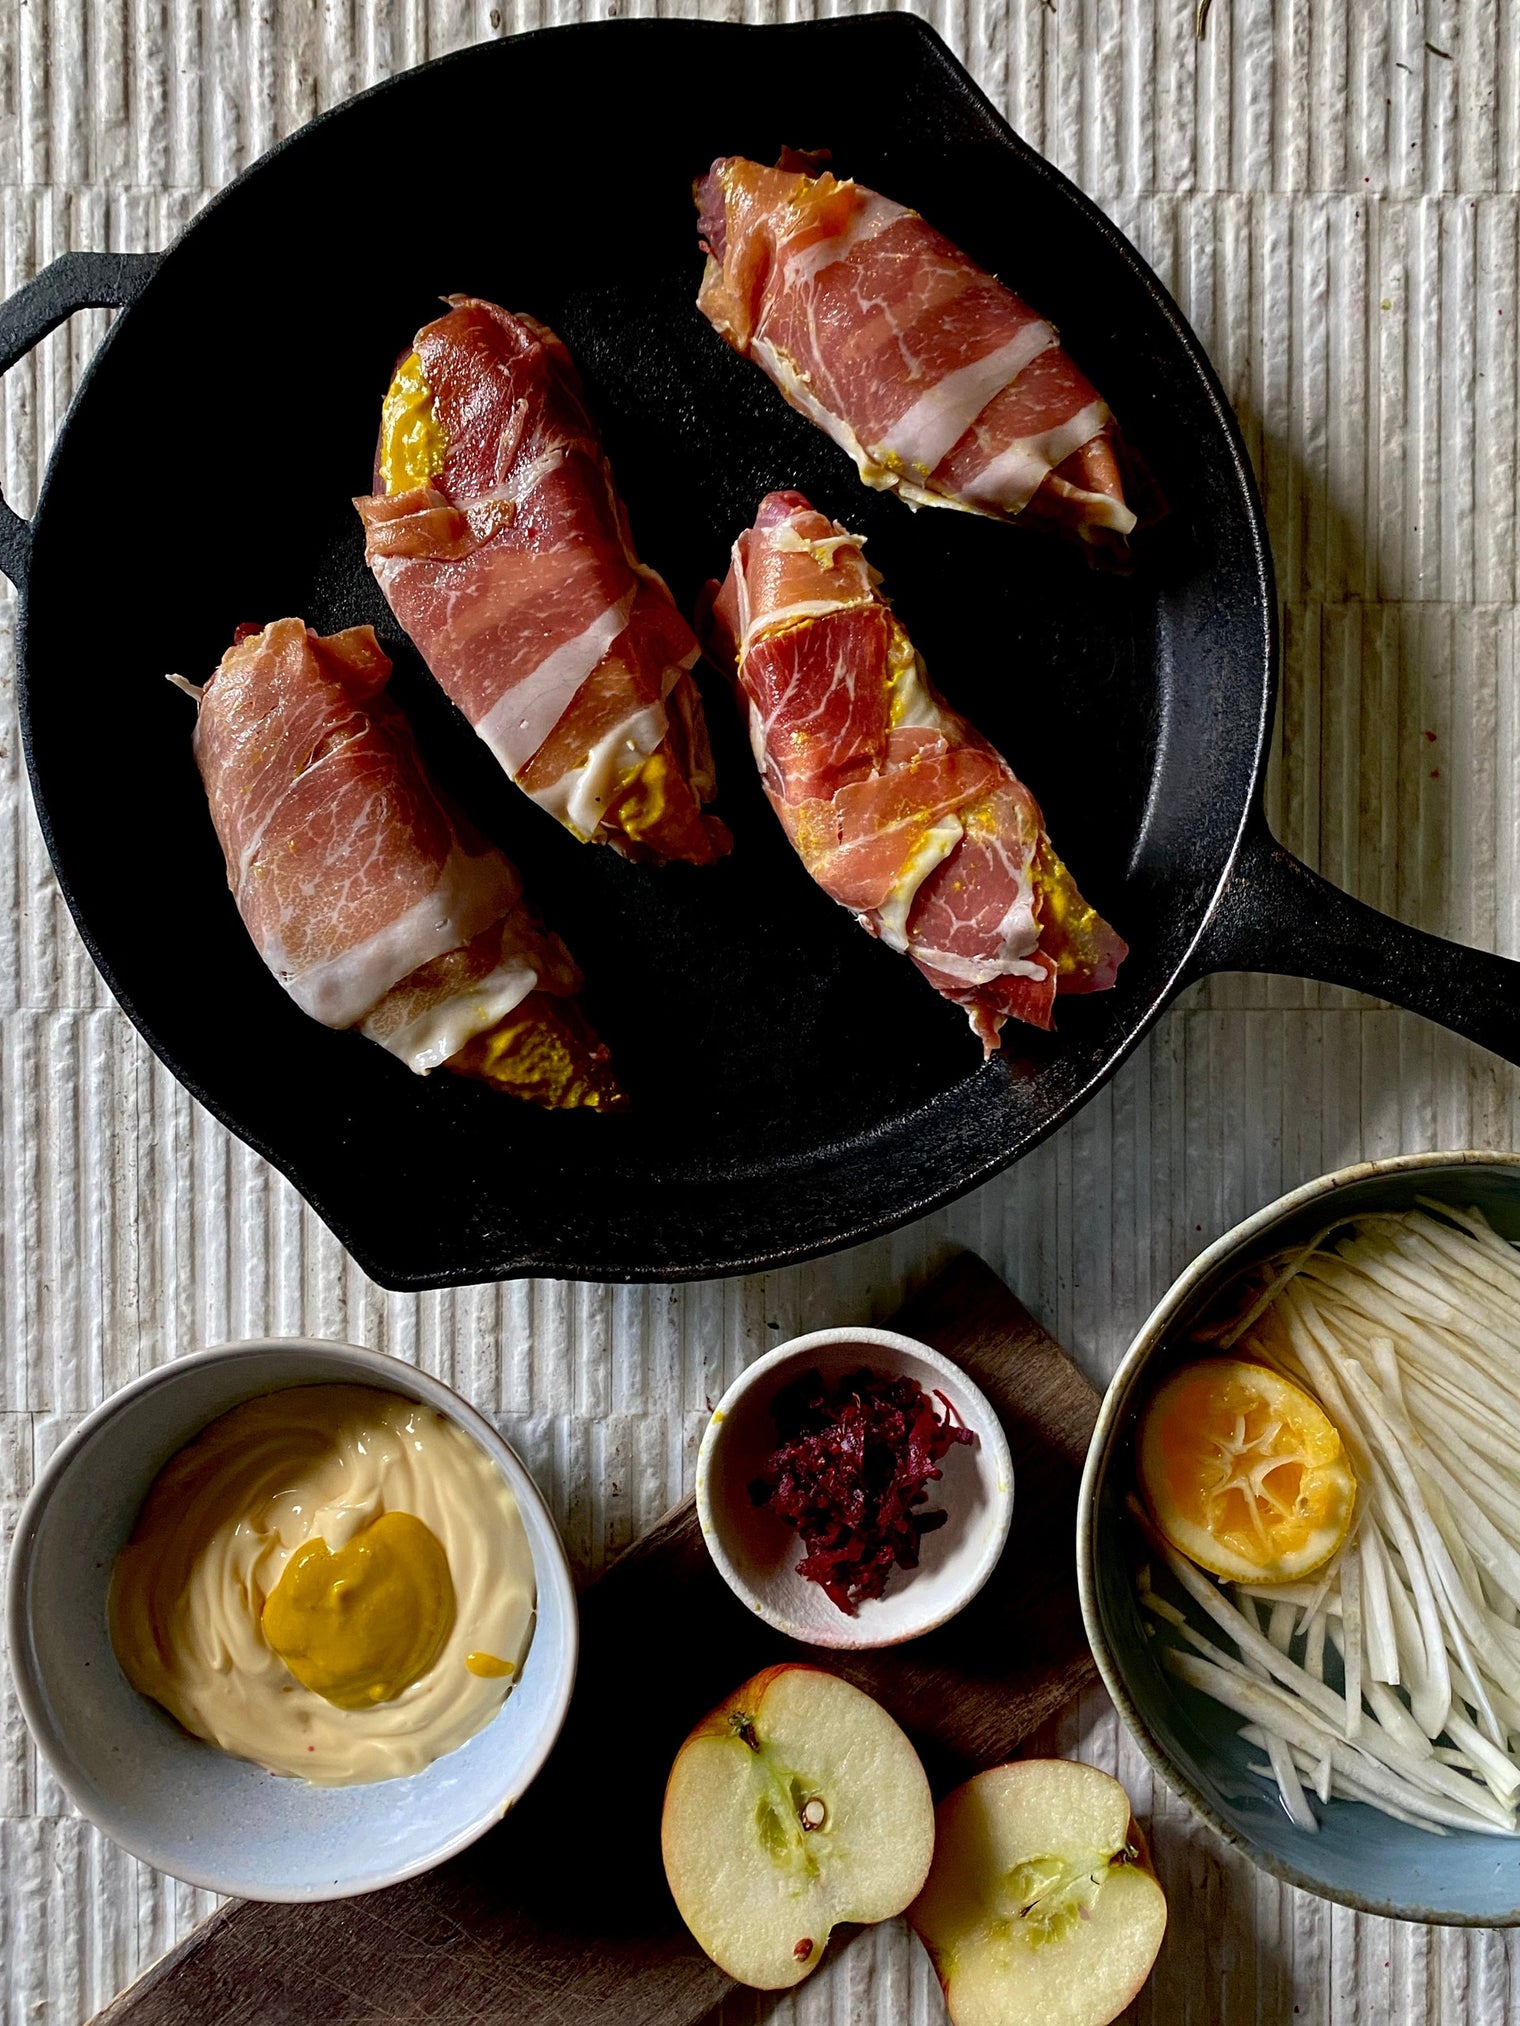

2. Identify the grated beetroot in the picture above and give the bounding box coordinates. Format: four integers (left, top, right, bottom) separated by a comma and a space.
749, 1365, 976, 1614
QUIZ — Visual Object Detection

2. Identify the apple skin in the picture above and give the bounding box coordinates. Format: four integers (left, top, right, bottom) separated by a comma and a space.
661, 1664, 935, 1990
907, 1760, 1167, 2026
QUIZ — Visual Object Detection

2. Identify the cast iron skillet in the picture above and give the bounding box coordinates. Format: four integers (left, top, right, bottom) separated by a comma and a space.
2, 16, 1517, 1289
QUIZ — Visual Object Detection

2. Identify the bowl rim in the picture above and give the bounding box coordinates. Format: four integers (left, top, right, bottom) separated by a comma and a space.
1077, 1146, 1520, 1926
696, 1322, 1015, 1650
4, 1336, 580, 1902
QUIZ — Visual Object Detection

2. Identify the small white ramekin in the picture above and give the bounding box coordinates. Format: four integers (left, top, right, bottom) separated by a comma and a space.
697, 1325, 1014, 1650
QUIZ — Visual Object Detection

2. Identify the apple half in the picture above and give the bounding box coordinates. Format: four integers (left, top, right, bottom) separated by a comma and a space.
661, 1664, 935, 1989
907, 1760, 1167, 2026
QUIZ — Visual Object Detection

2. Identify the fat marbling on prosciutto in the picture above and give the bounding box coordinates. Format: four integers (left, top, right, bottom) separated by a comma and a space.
184, 619, 622, 1109
355, 299, 729, 865
696, 156, 1138, 551
705, 493, 1126, 1049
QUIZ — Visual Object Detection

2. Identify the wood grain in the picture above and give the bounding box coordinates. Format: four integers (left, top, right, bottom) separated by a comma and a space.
92, 1252, 1098, 2026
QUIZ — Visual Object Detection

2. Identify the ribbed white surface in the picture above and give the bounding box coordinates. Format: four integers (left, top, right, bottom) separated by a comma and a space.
1, 3, 1518, 2020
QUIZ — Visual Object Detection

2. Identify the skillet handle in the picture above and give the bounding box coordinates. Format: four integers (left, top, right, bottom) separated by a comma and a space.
0, 250, 159, 590
1190, 813, 1520, 1066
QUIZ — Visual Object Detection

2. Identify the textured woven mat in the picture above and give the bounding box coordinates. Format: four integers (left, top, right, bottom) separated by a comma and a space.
1, 3, 1518, 2021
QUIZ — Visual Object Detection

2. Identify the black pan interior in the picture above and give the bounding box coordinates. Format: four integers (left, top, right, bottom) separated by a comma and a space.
20, 16, 1272, 1284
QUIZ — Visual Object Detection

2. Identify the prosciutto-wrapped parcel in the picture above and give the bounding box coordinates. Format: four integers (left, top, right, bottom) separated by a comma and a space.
696, 157, 1137, 551
706, 493, 1126, 1049
355, 299, 729, 866
183, 619, 622, 1109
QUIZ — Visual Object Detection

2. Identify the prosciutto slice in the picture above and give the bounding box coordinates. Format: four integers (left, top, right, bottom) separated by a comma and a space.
696, 157, 1138, 550
354, 299, 729, 865
706, 493, 1127, 1050
185, 619, 621, 1108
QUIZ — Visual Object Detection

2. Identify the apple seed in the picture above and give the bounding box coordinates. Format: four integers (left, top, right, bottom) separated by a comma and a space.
800, 1798, 827, 1831
793, 1939, 814, 1962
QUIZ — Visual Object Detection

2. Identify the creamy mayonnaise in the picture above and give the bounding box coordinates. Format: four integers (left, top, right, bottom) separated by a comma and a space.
110, 1384, 536, 1785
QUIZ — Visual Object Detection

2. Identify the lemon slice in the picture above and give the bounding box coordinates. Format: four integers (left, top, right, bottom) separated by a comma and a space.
1137, 1359, 1356, 1583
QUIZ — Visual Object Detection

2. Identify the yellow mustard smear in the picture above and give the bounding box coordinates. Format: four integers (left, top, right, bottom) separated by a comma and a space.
380, 351, 448, 494
261, 1510, 455, 1711
449, 995, 625, 1110
791, 798, 843, 880
466, 1652, 515, 1679
884, 618, 927, 729
607, 747, 676, 846
1032, 844, 1108, 975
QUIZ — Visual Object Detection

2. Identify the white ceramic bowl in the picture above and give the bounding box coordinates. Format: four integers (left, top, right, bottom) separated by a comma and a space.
5, 1339, 578, 1901
697, 1326, 1013, 1649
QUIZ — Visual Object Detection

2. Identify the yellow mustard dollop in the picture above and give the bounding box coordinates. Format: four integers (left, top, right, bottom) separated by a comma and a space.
380, 351, 448, 495
261, 1510, 455, 1711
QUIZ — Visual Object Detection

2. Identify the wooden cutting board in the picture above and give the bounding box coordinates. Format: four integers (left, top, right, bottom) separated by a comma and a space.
94, 1251, 1100, 2026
